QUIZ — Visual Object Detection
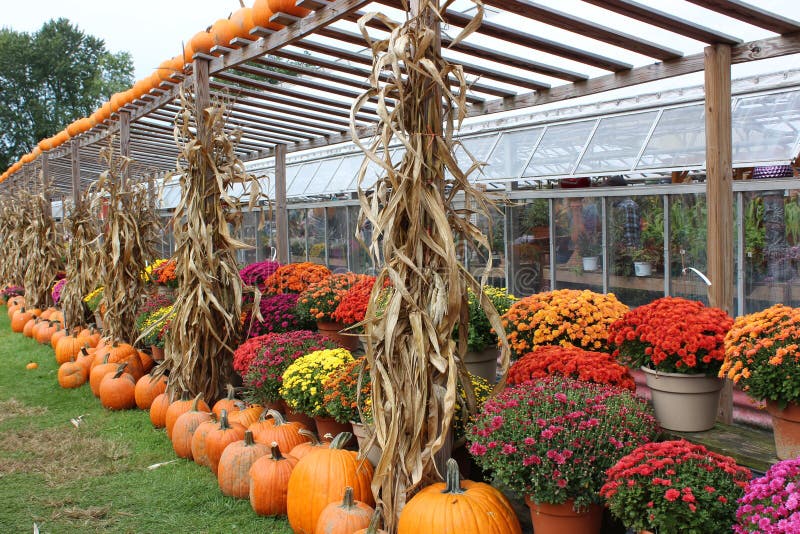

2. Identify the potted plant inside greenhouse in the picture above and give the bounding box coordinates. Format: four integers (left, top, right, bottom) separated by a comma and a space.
577, 231, 601, 272
631, 247, 659, 277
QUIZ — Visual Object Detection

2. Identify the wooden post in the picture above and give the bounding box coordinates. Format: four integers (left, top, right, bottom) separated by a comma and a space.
120, 110, 131, 188
705, 43, 734, 425
41, 152, 52, 217
71, 140, 82, 210
275, 144, 289, 263
194, 58, 211, 141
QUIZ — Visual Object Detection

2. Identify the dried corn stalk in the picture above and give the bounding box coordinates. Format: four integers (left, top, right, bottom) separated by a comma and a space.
352, 1, 509, 528
22, 183, 64, 309
157, 88, 261, 402
0, 192, 27, 286
61, 189, 102, 329
96, 139, 160, 341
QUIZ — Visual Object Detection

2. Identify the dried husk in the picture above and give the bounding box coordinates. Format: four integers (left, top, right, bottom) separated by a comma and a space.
61, 189, 103, 328
0, 192, 27, 286
351, 1, 510, 529
155, 88, 261, 403
21, 183, 64, 309
95, 139, 160, 341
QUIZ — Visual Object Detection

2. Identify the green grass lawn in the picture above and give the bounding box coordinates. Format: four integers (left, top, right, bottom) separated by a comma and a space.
0, 307, 292, 533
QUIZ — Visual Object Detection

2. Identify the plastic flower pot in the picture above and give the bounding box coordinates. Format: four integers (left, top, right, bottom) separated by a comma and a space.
633, 261, 652, 277
464, 348, 499, 383
641, 366, 723, 432
582, 256, 599, 272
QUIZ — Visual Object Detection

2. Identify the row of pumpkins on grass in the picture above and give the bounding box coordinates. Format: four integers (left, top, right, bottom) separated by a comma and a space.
6, 294, 522, 533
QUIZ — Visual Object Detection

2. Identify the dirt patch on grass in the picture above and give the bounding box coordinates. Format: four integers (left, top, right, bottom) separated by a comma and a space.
0, 398, 48, 422
0, 426, 131, 487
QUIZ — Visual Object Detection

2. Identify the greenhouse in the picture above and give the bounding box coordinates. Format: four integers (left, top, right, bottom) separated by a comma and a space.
3, 0, 800, 532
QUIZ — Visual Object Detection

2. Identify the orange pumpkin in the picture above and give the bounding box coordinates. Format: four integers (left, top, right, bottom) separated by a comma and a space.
11, 308, 33, 332
76, 327, 101, 348
217, 430, 270, 498
205, 410, 247, 475
106, 343, 144, 380
287, 432, 374, 534
89, 357, 117, 397
99, 364, 137, 410
49, 310, 64, 326
8, 297, 25, 318
248, 409, 310, 454
251, 0, 284, 31
150, 392, 171, 428
314, 487, 374, 534
23, 317, 38, 338
212, 384, 243, 418
191, 416, 219, 468
229, 404, 262, 427
55, 335, 84, 365
249, 442, 299, 516
171, 394, 213, 459
189, 29, 215, 57
138, 350, 155, 374
211, 18, 238, 49
74, 347, 94, 379
166, 392, 211, 440
26, 362, 38, 370
397, 459, 521, 534
231, 7, 255, 39
134, 372, 167, 410
50, 327, 69, 350
267, 0, 309, 18
354, 507, 388, 534
289, 429, 330, 460
58, 359, 87, 389
36, 320, 59, 344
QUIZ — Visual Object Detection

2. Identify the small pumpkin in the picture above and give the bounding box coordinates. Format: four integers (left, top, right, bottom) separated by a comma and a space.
354, 506, 388, 534
138, 350, 155, 374
99, 364, 137, 410
22, 317, 37, 337
89, 356, 118, 397
205, 409, 247, 475
229, 404, 262, 427
150, 392, 171, 428
74, 347, 94, 378
191, 415, 219, 468
171, 394, 213, 459
287, 432, 374, 534
289, 429, 331, 460
249, 409, 310, 454
314, 486, 374, 534
218, 430, 270, 499
106, 343, 144, 380
267, 0, 310, 18
11, 308, 33, 332
134, 372, 167, 410
58, 358, 87, 389
76, 327, 101, 348
397, 459, 521, 534
50, 327, 69, 350
26, 361, 38, 370
213, 384, 243, 418
249, 441, 299, 516
166, 391, 210, 439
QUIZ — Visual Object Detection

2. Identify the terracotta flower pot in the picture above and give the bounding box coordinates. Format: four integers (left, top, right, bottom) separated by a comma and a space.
524, 497, 602, 534
464, 348, 499, 383
641, 366, 723, 432
150, 346, 164, 361
766, 400, 800, 460
316, 320, 359, 351
285, 406, 316, 433
314, 416, 353, 445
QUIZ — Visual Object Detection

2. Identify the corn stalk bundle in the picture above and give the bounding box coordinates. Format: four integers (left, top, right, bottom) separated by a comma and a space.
22, 185, 64, 309
0, 192, 27, 286
96, 140, 160, 341
352, 0, 509, 528
157, 88, 260, 402
61, 190, 103, 328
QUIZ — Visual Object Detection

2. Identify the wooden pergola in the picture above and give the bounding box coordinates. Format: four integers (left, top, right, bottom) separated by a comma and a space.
5, 1, 800, 414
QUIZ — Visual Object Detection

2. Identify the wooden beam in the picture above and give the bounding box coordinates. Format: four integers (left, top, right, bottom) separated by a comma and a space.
687, 0, 800, 36
274, 144, 289, 264
71, 140, 81, 210
704, 43, 733, 424
482, 0, 683, 60
41, 152, 51, 214
120, 110, 131, 188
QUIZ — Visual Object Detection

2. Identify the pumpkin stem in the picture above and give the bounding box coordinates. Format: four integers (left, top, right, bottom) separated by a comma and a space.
244, 430, 255, 446
179, 391, 190, 402
219, 409, 230, 430
329, 432, 353, 450
113, 363, 128, 378
365, 506, 382, 533
340, 487, 355, 510
266, 409, 287, 426
189, 392, 204, 411
226, 383, 235, 400
442, 459, 465, 495
298, 429, 322, 446
80, 347, 89, 356
270, 442, 284, 460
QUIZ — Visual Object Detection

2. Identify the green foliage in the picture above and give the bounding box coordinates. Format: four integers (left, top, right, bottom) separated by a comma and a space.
0, 18, 133, 170
744, 197, 765, 269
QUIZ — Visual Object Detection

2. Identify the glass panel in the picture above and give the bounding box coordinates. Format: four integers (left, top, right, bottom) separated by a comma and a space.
328, 154, 364, 194
523, 120, 595, 177
307, 207, 326, 265
452, 134, 498, 179
607, 194, 664, 308
743, 189, 800, 313
552, 197, 603, 293
237, 211, 259, 265
508, 200, 550, 297
259, 209, 276, 262
326, 206, 349, 273
469, 205, 507, 288
345, 150, 392, 191
348, 205, 374, 275
482, 128, 544, 180
287, 161, 322, 197
733, 90, 800, 164
637, 105, 705, 169
304, 157, 342, 196
668, 194, 709, 305
288, 209, 307, 262
576, 111, 659, 173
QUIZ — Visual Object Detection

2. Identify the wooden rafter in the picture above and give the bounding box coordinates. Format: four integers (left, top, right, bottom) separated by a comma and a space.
685, 0, 800, 35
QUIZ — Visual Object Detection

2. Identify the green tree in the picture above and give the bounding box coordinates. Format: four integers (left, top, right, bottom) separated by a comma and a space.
0, 18, 133, 170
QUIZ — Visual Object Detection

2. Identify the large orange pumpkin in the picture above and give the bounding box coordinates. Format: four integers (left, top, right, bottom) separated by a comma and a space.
55, 335, 84, 365
251, 0, 284, 31
267, 0, 310, 18
23, 317, 37, 338
231, 7, 255, 39
212, 384, 243, 418
248, 409, 310, 454
397, 459, 521, 534
171, 394, 213, 459
287, 432, 374, 534
205, 410, 247, 475
191, 416, 219, 468
99, 364, 137, 410
314, 486, 374, 534
76, 327, 101, 348
106, 343, 144, 380
58, 359, 88, 389
211, 18, 238, 49
11, 308, 33, 333
50, 327, 69, 350
229, 404, 262, 427
74, 347, 94, 379
289, 429, 331, 460
189, 29, 215, 56
150, 392, 171, 428
217, 430, 270, 499
89, 357, 118, 397
166, 392, 211, 440
134, 373, 167, 410
249, 442, 299, 516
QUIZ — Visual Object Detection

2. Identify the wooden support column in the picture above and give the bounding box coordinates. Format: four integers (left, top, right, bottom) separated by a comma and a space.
275, 144, 289, 263
705, 43, 734, 424
120, 110, 131, 188
71, 140, 82, 210
193, 58, 211, 142
41, 152, 52, 217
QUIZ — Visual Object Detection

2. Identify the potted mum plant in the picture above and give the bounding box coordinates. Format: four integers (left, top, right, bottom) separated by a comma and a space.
296, 272, 368, 350
500, 289, 629, 360
577, 231, 601, 272
721, 304, 800, 459
734, 457, 800, 533
137, 305, 174, 360
507, 345, 635, 391
233, 330, 336, 414
263, 262, 331, 295
468, 376, 659, 534
331, 275, 378, 351
242, 293, 312, 338
609, 296, 733, 432
455, 286, 516, 382
280, 347, 354, 439
602, 440, 751, 534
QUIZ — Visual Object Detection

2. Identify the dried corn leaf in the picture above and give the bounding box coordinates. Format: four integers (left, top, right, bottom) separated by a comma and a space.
61, 188, 103, 328
21, 182, 64, 308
